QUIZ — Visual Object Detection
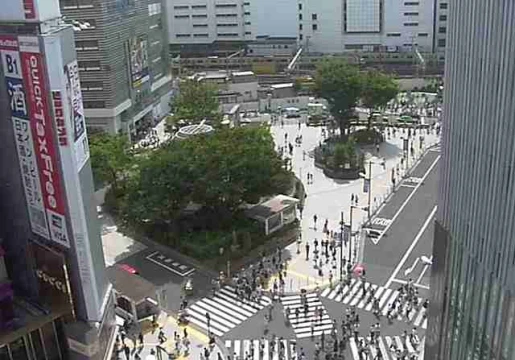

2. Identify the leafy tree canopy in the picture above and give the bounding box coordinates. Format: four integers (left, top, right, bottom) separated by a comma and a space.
170, 79, 221, 125
361, 70, 399, 113
123, 126, 291, 227
314, 59, 363, 135
88, 132, 133, 190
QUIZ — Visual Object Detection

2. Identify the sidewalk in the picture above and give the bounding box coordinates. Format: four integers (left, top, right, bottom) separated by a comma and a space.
269, 122, 440, 293
116, 311, 224, 360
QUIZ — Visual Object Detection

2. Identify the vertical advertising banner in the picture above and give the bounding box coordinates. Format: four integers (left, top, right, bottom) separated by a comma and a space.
0, 35, 50, 239
129, 36, 149, 88
19, 36, 70, 248
44, 34, 102, 322
64, 60, 89, 171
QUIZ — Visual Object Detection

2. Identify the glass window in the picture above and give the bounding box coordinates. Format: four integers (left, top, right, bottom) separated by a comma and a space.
9, 337, 29, 360
30, 330, 46, 360
41, 322, 61, 360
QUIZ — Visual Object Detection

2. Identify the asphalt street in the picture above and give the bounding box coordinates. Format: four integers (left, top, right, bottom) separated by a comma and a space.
362, 148, 440, 299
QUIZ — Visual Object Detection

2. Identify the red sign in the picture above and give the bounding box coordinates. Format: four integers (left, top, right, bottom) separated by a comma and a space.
23, 0, 36, 19
21, 50, 69, 247
52, 91, 68, 146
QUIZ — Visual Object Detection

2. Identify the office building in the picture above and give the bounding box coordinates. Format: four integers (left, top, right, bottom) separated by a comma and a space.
167, 0, 253, 56
297, 0, 435, 53
0, 2, 116, 359
425, 0, 515, 358
60, 0, 173, 136
434, 0, 448, 61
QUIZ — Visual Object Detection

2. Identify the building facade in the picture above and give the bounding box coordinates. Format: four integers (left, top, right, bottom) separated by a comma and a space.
297, 0, 435, 53
434, 0, 448, 61
60, 0, 173, 136
425, 0, 515, 359
0, 3, 117, 358
167, 0, 252, 54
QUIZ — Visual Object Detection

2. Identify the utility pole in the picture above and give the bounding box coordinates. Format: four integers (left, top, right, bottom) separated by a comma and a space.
340, 211, 344, 283
349, 206, 354, 266
367, 160, 372, 219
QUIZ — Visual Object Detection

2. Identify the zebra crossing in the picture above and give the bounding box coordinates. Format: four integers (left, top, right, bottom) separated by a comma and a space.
280, 293, 334, 339
185, 285, 272, 337
349, 335, 425, 360
225, 339, 297, 360
320, 280, 427, 329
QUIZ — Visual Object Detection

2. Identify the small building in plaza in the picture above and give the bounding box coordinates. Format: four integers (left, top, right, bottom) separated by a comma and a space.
245, 195, 299, 235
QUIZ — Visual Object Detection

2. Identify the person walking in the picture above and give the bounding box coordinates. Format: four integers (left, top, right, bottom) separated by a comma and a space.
305, 242, 310, 260
313, 214, 318, 230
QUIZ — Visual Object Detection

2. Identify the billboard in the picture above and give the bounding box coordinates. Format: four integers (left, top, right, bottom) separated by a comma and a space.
31, 241, 73, 312
19, 35, 70, 248
43, 32, 103, 322
0, 35, 50, 240
0, 0, 61, 23
64, 60, 89, 170
129, 36, 149, 88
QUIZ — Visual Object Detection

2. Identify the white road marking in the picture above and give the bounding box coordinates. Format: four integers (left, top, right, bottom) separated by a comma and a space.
391, 278, 430, 290
385, 205, 438, 288
372, 155, 440, 245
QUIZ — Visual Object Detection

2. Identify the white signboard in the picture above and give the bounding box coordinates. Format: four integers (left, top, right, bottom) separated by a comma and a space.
0, 0, 61, 23
64, 60, 90, 171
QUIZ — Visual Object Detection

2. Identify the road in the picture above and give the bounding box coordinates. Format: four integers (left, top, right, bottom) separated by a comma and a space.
362, 147, 440, 299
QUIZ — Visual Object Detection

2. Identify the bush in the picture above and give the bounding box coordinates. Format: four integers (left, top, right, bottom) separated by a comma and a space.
351, 129, 384, 145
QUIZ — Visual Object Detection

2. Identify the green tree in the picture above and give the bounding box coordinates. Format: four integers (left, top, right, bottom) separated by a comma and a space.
123, 126, 291, 230
187, 126, 289, 211
314, 59, 362, 137
361, 70, 399, 129
88, 132, 133, 191
170, 79, 221, 126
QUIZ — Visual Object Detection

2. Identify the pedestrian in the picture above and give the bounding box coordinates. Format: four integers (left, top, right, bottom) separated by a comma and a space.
206, 312, 211, 329
123, 345, 130, 360
138, 332, 144, 347
313, 214, 318, 229
183, 327, 188, 339
305, 242, 310, 260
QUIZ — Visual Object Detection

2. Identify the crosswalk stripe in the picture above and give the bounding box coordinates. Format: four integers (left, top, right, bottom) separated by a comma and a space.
350, 282, 368, 306
377, 288, 392, 310
190, 304, 236, 330
395, 336, 404, 351
382, 291, 399, 316
200, 298, 250, 321
328, 284, 341, 300
281, 292, 318, 301
321, 286, 332, 297
378, 337, 390, 360
405, 338, 415, 353
357, 284, 377, 309
365, 286, 384, 311
186, 286, 269, 336
414, 308, 426, 326
422, 318, 427, 329
209, 294, 254, 318
234, 339, 241, 358
226, 339, 298, 360
343, 279, 362, 303
219, 289, 262, 313
201, 297, 248, 322
335, 279, 355, 302
280, 294, 334, 339
192, 300, 241, 325
349, 337, 360, 359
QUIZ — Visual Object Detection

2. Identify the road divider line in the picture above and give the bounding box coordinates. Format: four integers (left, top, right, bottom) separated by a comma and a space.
372, 155, 440, 245
385, 205, 437, 288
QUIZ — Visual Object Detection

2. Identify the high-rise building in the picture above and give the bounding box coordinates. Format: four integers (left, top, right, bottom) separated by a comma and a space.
60, 0, 173, 136
167, 0, 253, 56
297, 0, 435, 54
434, 0, 448, 61
425, 0, 515, 359
0, 2, 117, 359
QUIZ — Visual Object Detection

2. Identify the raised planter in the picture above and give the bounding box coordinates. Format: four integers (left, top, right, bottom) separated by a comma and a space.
314, 159, 363, 180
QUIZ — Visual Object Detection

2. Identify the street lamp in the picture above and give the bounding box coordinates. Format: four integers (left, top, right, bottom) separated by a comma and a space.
361, 159, 385, 220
